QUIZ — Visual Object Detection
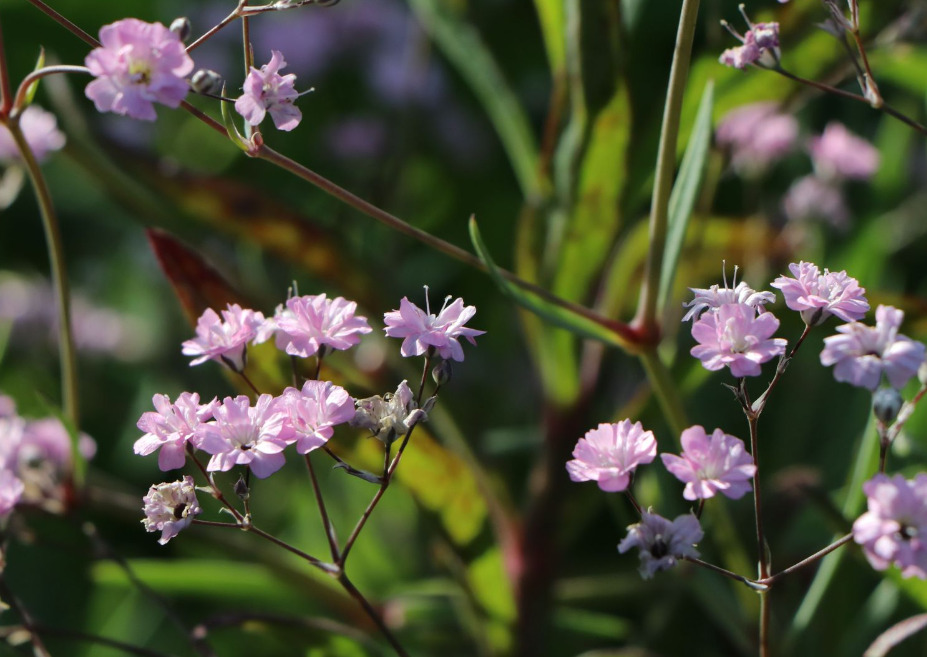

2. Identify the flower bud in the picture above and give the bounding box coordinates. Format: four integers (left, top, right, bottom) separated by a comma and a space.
233, 475, 250, 501
432, 360, 452, 386
169, 17, 192, 42
872, 387, 903, 425
191, 69, 224, 96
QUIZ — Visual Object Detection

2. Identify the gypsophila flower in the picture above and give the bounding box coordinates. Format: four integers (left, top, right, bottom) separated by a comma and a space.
682, 276, 776, 323
715, 103, 797, 177
272, 294, 371, 358
181, 304, 269, 372
771, 261, 869, 326
135, 392, 217, 471
235, 50, 302, 131
782, 175, 850, 228
85, 18, 194, 121
277, 380, 354, 454
0, 470, 24, 518
618, 510, 703, 579
661, 426, 756, 501
810, 122, 880, 182
384, 293, 485, 362
853, 473, 927, 579
566, 420, 657, 493
0, 106, 66, 164
820, 305, 926, 390
719, 7, 780, 70
351, 380, 430, 445
142, 475, 201, 545
691, 303, 787, 377
196, 395, 288, 478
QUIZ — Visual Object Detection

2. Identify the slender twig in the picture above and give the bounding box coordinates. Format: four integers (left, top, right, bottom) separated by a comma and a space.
416, 353, 432, 406
187, 447, 244, 521
238, 370, 261, 395
685, 557, 767, 590
25, 0, 100, 48
0, 577, 52, 657
12, 65, 91, 111
751, 324, 811, 416
30, 625, 179, 657
246, 525, 339, 573
187, 0, 247, 52
0, 13, 12, 114
305, 453, 340, 561
337, 573, 409, 657
634, 0, 701, 333
759, 534, 853, 587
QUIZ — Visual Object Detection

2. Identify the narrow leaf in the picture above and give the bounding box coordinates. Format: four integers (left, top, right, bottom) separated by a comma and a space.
24, 48, 46, 106
658, 80, 714, 312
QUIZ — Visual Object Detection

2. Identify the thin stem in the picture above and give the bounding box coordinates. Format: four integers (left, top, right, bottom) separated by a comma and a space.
748, 416, 768, 581
759, 591, 770, 657
187, 1, 247, 52
0, 13, 12, 114
337, 573, 409, 657
192, 519, 242, 528
638, 348, 689, 436
634, 0, 701, 333
759, 534, 853, 587
29, 625, 176, 657
752, 324, 811, 416
25, 0, 100, 48
685, 557, 766, 590
187, 448, 244, 521
305, 453, 340, 561
246, 525, 339, 574
12, 65, 91, 111
238, 370, 261, 395
623, 487, 642, 515
416, 353, 432, 406
5, 119, 79, 427
0, 577, 52, 657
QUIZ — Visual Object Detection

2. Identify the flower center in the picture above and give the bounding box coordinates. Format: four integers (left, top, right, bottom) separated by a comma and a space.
650, 535, 669, 559
128, 60, 152, 86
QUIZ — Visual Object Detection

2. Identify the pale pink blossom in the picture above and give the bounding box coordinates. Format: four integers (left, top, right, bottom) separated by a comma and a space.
782, 175, 849, 227
235, 50, 302, 131
0, 470, 24, 517
85, 18, 193, 121
853, 473, 927, 579
181, 304, 269, 372
566, 420, 657, 492
720, 8, 780, 70
771, 261, 869, 325
272, 294, 371, 358
19, 418, 97, 468
716, 103, 797, 176
0, 106, 66, 163
820, 305, 926, 390
618, 510, 703, 579
196, 395, 288, 479
142, 476, 201, 545
384, 294, 485, 362
135, 393, 217, 471
277, 380, 354, 454
682, 276, 775, 323
810, 122, 880, 182
690, 303, 787, 377
661, 426, 755, 501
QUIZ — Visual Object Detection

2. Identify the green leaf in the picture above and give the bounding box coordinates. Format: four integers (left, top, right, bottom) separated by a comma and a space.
24, 48, 46, 107
658, 80, 714, 312
220, 83, 250, 152
533, 0, 566, 73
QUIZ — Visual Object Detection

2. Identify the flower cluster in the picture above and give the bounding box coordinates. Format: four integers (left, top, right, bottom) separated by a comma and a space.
854, 474, 927, 579
719, 7, 780, 70
771, 261, 869, 326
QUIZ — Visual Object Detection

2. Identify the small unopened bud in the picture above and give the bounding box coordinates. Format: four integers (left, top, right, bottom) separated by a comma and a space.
432, 360, 452, 386
873, 387, 904, 425
233, 475, 250, 501
170, 17, 192, 42
191, 69, 224, 96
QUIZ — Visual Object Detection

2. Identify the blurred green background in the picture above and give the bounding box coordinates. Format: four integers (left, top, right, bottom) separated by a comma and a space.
3, 0, 927, 655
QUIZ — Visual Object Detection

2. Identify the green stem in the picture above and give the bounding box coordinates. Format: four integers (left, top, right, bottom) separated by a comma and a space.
634, 0, 701, 333
638, 348, 688, 435
0, 13, 12, 114
5, 119, 79, 427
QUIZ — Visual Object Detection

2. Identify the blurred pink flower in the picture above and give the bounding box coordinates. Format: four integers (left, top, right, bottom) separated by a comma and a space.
820, 305, 925, 390
566, 420, 657, 492
277, 380, 354, 454
235, 50, 302, 131
771, 261, 869, 326
716, 103, 797, 176
690, 303, 787, 377
0, 470, 24, 517
181, 304, 268, 372
618, 510, 703, 579
272, 294, 371, 358
142, 476, 201, 545
135, 392, 217, 471
782, 175, 849, 227
20, 417, 96, 468
810, 122, 879, 181
854, 473, 927, 579
661, 426, 755, 501
85, 18, 193, 121
197, 395, 288, 479
0, 106, 66, 163
384, 294, 484, 362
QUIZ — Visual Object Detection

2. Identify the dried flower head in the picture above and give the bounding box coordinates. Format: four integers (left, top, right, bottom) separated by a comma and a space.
142, 476, 201, 545
618, 511, 704, 579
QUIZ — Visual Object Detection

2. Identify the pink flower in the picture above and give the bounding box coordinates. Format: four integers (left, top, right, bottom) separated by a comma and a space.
196, 395, 288, 479
277, 380, 354, 454
135, 392, 217, 471
566, 420, 657, 492
682, 276, 775, 323
771, 261, 869, 326
181, 304, 269, 372
810, 122, 880, 182
715, 103, 797, 176
0, 470, 24, 517
853, 473, 927, 579
618, 511, 703, 579
142, 476, 201, 545
19, 418, 97, 468
719, 8, 780, 70
235, 50, 302, 131
690, 303, 787, 377
351, 380, 429, 445
782, 175, 849, 227
384, 294, 485, 362
272, 294, 371, 358
820, 305, 926, 390
0, 106, 66, 163
661, 426, 756, 501
85, 18, 193, 121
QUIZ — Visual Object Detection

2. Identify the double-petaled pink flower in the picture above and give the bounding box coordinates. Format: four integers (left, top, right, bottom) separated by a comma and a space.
0, 106, 66, 163
271, 294, 371, 358
85, 18, 194, 121
182, 304, 269, 372
853, 473, 927, 579
566, 420, 657, 492
618, 511, 704, 579
384, 294, 485, 362
690, 303, 787, 377
661, 426, 756, 501
771, 261, 869, 326
135, 392, 217, 471
682, 278, 776, 323
820, 305, 925, 390
196, 395, 288, 479
235, 50, 302, 131
277, 380, 355, 454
